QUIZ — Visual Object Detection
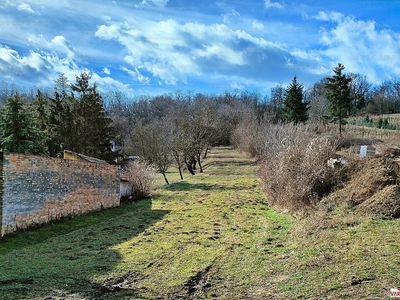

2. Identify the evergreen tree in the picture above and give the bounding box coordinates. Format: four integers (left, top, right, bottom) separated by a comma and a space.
29, 74, 76, 158
0, 93, 46, 155
281, 76, 309, 124
325, 63, 353, 136
54, 73, 72, 99
71, 72, 93, 96
70, 73, 119, 162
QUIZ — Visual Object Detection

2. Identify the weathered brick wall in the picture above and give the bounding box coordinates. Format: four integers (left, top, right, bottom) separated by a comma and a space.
1, 153, 120, 237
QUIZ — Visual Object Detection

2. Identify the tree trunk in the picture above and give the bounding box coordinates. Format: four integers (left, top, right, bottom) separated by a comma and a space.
196, 153, 203, 173
192, 158, 197, 171
174, 153, 184, 180
203, 146, 209, 159
178, 166, 183, 180
162, 173, 169, 185
339, 105, 342, 137
185, 157, 195, 175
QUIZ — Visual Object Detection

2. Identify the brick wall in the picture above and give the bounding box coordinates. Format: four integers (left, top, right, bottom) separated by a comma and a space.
1, 153, 120, 237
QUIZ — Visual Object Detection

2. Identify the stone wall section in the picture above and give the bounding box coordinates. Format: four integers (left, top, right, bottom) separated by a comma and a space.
1, 153, 120, 237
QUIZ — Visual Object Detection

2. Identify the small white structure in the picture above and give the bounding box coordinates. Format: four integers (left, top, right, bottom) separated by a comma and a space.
360, 145, 368, 157
120, 178, 134, 198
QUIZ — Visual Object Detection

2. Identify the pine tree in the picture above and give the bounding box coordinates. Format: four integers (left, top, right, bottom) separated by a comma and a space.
54, 73, 72, 99
0, 93, 46, 155
32, 90, 58, 156
325, 63, 353, 136
281, 76, 309, 124
70, 73, 119, 162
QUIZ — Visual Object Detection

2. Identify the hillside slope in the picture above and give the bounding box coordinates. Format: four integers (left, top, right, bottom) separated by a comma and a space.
0, 147, 399, 299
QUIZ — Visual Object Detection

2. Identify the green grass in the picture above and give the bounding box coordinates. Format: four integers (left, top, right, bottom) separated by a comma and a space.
0, 147, 290, 299
1, 147, 400, 299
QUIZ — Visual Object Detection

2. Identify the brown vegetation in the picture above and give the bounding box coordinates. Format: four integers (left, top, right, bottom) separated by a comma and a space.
123, 159, 155, 200
255, 123, 339, 211
234, 119, 400, 218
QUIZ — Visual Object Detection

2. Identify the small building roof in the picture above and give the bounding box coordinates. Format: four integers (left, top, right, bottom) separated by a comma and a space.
63, 150, 108, 164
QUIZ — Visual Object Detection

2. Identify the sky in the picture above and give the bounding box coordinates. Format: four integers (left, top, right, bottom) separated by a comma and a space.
1, 0, 400, 97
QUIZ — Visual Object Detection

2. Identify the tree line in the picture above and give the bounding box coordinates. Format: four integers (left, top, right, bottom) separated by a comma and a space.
0, 73, 117, 162
0, 63, 384, 182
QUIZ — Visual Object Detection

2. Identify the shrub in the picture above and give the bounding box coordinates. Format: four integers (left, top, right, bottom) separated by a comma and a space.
231, 118, 261, 157
123, 159, 155, 201
257, 123, 340, 211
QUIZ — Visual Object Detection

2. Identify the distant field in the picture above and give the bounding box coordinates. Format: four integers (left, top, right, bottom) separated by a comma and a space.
350, 113, 400, 125
343, 113, 400, 143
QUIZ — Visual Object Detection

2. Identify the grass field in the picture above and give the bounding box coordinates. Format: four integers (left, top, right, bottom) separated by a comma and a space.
1, 147, 400, 299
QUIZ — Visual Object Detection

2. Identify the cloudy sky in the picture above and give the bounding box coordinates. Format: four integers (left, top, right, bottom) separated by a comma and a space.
1, 0, 400, 96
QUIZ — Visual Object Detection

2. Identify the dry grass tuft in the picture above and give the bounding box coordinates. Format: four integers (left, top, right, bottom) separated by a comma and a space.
374, 143, 400, 157
325, 157, 397, 208
356, 185, 400, 217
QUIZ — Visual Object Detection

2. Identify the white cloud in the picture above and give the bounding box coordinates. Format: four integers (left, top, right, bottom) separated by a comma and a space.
121, 66, 151, 84
264, 0, 283, 9
17, 2, 39, 14
313, 11, 344, 22
28, 35, 76, 60
1, 1, 40, 14
0, 45, 56, 85
318, 16, 400, 83
0, 41, 132, 94
222, 9, 240, 23
286, 49, 330, 75
103, 67, 111, 75
91, 73, 133, 95
94, 17, 311, 86
136, 0, 169, 8
196, 44, 245, 65
97, 19, 250, 83
230, 82, 245, 89
252, 20, 266, 33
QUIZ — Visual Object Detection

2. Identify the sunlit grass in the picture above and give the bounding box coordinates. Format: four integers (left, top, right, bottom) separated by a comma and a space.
1, 146, 400, 299
0, 147, 292, 299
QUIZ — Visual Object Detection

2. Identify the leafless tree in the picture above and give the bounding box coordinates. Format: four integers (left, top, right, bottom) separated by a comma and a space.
306, 78, 329, 122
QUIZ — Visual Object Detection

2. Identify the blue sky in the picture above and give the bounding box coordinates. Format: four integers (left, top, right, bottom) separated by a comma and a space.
1, 0, 400, 96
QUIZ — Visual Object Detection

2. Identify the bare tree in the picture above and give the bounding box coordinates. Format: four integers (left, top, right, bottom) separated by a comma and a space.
307, 78, 330, 122
348, 73, 371, 111
129, 119, 173, 185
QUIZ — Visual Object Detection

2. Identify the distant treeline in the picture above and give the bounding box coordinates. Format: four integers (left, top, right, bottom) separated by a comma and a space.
2, 67, 400, 181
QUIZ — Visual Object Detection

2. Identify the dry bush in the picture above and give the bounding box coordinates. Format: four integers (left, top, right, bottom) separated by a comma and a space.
232, 118, 261, 157
258, 123, 340, 211
123, 159, 155, 200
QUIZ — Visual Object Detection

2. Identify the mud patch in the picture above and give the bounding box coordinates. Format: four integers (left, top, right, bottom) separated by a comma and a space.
99, 271, 145, 294
184, 265, 213, 299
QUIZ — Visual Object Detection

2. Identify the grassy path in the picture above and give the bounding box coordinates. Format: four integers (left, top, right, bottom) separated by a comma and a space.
0, 147, 291, 299
2, 146, 400, 299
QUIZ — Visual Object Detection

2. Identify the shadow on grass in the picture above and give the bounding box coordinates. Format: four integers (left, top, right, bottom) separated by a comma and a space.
202, 159, 256, 175
164, 181, 257, 193
0, 199, 169, 299
165, 181, 224, 192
